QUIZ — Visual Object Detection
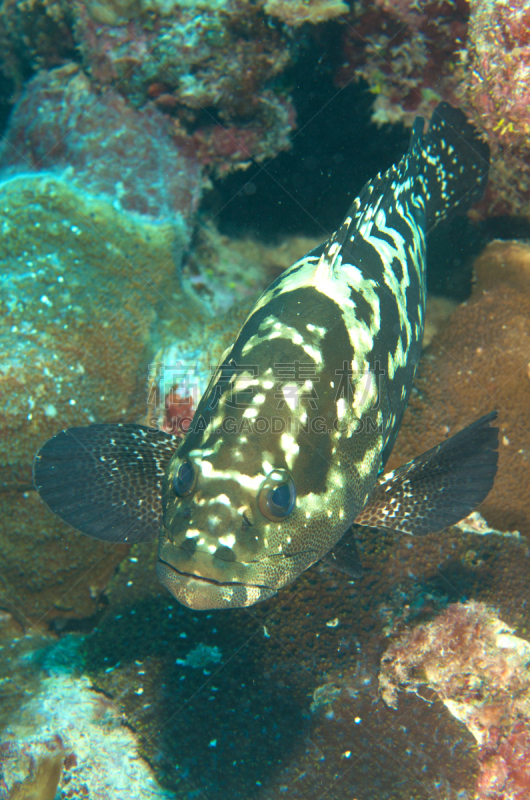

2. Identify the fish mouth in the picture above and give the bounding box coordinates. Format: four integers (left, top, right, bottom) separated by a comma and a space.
157, 558, 271, 591
156, 559, 277, 610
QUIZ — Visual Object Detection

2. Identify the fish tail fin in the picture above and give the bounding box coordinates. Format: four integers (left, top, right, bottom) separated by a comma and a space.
413, 102, 490, 230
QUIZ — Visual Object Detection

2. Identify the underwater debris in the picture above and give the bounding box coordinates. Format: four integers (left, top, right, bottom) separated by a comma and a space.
310, 683, 342, 713
380, 601, 530, 799
390, 239, 530, 536
175, 643, 222, 668
456, 510, 520, 539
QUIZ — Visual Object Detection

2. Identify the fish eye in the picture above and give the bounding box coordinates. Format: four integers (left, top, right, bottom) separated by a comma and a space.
173, 459, 197, 497
258, 469, 296, 522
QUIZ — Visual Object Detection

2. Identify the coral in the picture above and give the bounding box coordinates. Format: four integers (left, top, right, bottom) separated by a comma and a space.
422, 294, 458, 347
0, 173, 188, 490
380, 601, 530, 799
478, 147, 530, 219
334, 0, 530, 216
388, 239, 530, 536
462, 0, 530, 153
0, 63, 204, 225
0, 172, 202, 623
172, 95, 296, 176
336, 0, 468, 126
458, 0, 530, 218
264, 0, 349, 27
0, 489, 128, 627
73, 0, 296, 169
0, 735, 65, 800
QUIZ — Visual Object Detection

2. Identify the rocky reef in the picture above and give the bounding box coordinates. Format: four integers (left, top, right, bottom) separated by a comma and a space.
1, 0, 529, 209
0, 62, 204, 223
0, 0, 529, 797
381, 601, 530, 799
336, 0, 467, 126
461, 0, 530, 217
0, 173, 185, 624
0, 633, 176, 799
336, 0, 530, 218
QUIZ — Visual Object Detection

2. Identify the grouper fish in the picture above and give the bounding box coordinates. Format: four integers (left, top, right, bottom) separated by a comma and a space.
34, 103, 498, 610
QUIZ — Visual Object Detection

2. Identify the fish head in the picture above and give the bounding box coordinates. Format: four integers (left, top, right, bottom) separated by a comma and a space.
158, 384, 383, 609
158, 424, 317, 610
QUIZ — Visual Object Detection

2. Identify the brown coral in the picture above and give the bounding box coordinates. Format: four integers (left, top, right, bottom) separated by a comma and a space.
388, 239, 530, 536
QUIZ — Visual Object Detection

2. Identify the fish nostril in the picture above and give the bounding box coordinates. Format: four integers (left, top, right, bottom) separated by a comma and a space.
181, 507, 192, 520
214, 545, 237, 563
242, 511, 253, 527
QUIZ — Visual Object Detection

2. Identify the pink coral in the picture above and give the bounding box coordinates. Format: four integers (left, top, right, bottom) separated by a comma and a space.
464, 0, 530, 152
459, 0, 530, 217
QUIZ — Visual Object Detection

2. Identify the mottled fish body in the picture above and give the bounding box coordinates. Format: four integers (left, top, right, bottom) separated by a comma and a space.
34, 104, 498, 610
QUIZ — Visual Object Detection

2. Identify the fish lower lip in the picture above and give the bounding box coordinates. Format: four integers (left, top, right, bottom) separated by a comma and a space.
157, 559, 272, 590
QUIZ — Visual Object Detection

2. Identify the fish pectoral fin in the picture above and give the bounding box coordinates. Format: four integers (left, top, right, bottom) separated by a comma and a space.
33, 423, 180, 543
354, 410, 499, 536
322, 527, 363, 578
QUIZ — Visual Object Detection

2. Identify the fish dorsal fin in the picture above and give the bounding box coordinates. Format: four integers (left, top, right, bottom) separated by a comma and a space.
331, 103, 489, 261
354, 411, 499, 535
416, 103, 489, 230
33, 424, 180, 543
320, 119, 425, 275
